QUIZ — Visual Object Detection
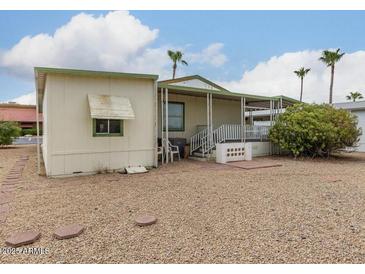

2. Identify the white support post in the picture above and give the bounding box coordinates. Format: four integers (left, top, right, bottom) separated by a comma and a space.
269, 100, 273, 155
270, 100, 273, 127
210, 93, 213, 153
165, 88, 169, 163
206, 93, 209, 157
240, 97, 243, 142
160, 88, 164, 165
280, 98, 283, 114
243, 97, 246, 143
36, 89, 40, 175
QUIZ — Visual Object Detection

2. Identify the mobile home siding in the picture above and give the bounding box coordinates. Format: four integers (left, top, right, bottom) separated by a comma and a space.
44, 74, 156, 176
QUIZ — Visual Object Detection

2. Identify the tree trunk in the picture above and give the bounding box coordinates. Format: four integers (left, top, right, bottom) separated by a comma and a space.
329, 65, 335, 104
300, 77, 303, 102
172, 63, 177, 79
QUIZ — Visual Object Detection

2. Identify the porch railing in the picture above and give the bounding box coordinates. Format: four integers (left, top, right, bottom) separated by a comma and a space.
190, 124, 270, 155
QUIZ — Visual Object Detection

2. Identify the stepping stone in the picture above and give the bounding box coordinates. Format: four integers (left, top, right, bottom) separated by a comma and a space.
135, 215, 157, 226
5, 231, 41, 247
54, 224, 84, 240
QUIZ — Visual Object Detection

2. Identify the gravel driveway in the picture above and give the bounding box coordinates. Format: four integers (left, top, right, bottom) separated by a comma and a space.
0, 145, 364, 263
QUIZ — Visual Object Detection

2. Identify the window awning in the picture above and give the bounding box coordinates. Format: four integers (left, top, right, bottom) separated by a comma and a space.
88, 94, 135, 120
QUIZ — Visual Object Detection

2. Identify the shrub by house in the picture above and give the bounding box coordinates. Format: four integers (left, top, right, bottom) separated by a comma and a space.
0, 121, 21, 147
269, 104, 361, 157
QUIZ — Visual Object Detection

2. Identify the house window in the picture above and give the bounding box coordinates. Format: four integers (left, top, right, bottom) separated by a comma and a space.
93, 119, 123, 136
165, 102, 185, 131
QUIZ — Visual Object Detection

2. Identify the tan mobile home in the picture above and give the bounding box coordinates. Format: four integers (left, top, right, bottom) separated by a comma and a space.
35, 68, 297, 177
35, 67, 158, 177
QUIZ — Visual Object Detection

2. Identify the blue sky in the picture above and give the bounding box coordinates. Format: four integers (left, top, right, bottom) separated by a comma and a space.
1, 10, 365, 103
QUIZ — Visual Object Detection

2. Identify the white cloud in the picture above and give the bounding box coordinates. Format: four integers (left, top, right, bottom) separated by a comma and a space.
0, 11, 168, 79
188, 43, 227, 67
1, 11, 231, 103
6, 92, 35, 105
220, 50, 365, 103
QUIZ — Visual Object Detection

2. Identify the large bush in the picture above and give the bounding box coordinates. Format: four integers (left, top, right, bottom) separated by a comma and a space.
0, 121, 21, 147
269, 103, 361, 158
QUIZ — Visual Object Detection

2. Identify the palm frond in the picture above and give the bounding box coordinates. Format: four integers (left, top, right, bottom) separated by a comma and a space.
167, 50, 176, 60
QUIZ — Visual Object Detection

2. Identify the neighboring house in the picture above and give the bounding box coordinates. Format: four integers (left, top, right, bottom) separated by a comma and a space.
334, 101, 365, 152
35, 67, 297, 177
0, 103, 43, 130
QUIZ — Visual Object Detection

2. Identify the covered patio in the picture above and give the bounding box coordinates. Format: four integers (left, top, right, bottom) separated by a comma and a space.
157, 75, 297, 163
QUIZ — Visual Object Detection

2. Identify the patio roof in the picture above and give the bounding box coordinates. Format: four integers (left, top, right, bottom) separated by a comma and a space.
158, 75, 298, 108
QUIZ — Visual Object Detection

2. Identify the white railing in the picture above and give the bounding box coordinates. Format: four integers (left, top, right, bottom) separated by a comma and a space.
190, 128, 208, 155
190, 124, 270, 155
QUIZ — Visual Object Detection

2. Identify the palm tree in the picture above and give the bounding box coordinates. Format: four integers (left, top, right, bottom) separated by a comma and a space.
167, 50, 188, 79
294, 67, 311, 102
346, 91, 364, 102
319, 48, 345, 104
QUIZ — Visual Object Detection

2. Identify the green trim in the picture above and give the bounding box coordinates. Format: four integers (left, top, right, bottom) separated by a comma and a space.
158, 83, 273, 101
35, 67, 159, 80
272, 95, 300, 104
158, 75, 229, 92
92, 119, 124, 137
163, 101, 185, 132
158, 83, 299, 104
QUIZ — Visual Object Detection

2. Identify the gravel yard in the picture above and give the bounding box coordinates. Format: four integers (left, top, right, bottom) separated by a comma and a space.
0, 145, 365, 263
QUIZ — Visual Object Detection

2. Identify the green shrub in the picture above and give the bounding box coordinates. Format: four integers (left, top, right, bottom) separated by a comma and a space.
269, 103, 361, 158
0, 121, 22, 147
21, 128, 41, 136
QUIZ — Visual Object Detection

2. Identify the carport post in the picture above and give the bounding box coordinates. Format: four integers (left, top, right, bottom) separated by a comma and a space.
270, 100, 273, 126
269, 100, 273, 155
243, 97, 246, 143
205, 93, 208, 157
165, 88, 169, 163
210, 93, 213, 154
240, 97, 243, 142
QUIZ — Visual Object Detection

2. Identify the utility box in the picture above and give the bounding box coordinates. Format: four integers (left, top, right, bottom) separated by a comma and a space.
216, 142, 252, 164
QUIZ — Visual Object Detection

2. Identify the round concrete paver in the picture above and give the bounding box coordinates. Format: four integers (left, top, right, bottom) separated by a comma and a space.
135, 215, 157, 227
5, 231, 41, 247
54, 224, 84, 240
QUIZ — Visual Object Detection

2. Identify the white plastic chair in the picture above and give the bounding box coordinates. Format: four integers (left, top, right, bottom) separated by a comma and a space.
161, 138, 180, 162
168, 140, 180, 162
157, 145, 164, 162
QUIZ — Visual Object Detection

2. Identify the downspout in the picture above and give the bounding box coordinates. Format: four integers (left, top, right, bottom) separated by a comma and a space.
165, 88, 169, 163
36, 81, 40, 175
160, 88, 164, 165
154, 81, 158, 167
